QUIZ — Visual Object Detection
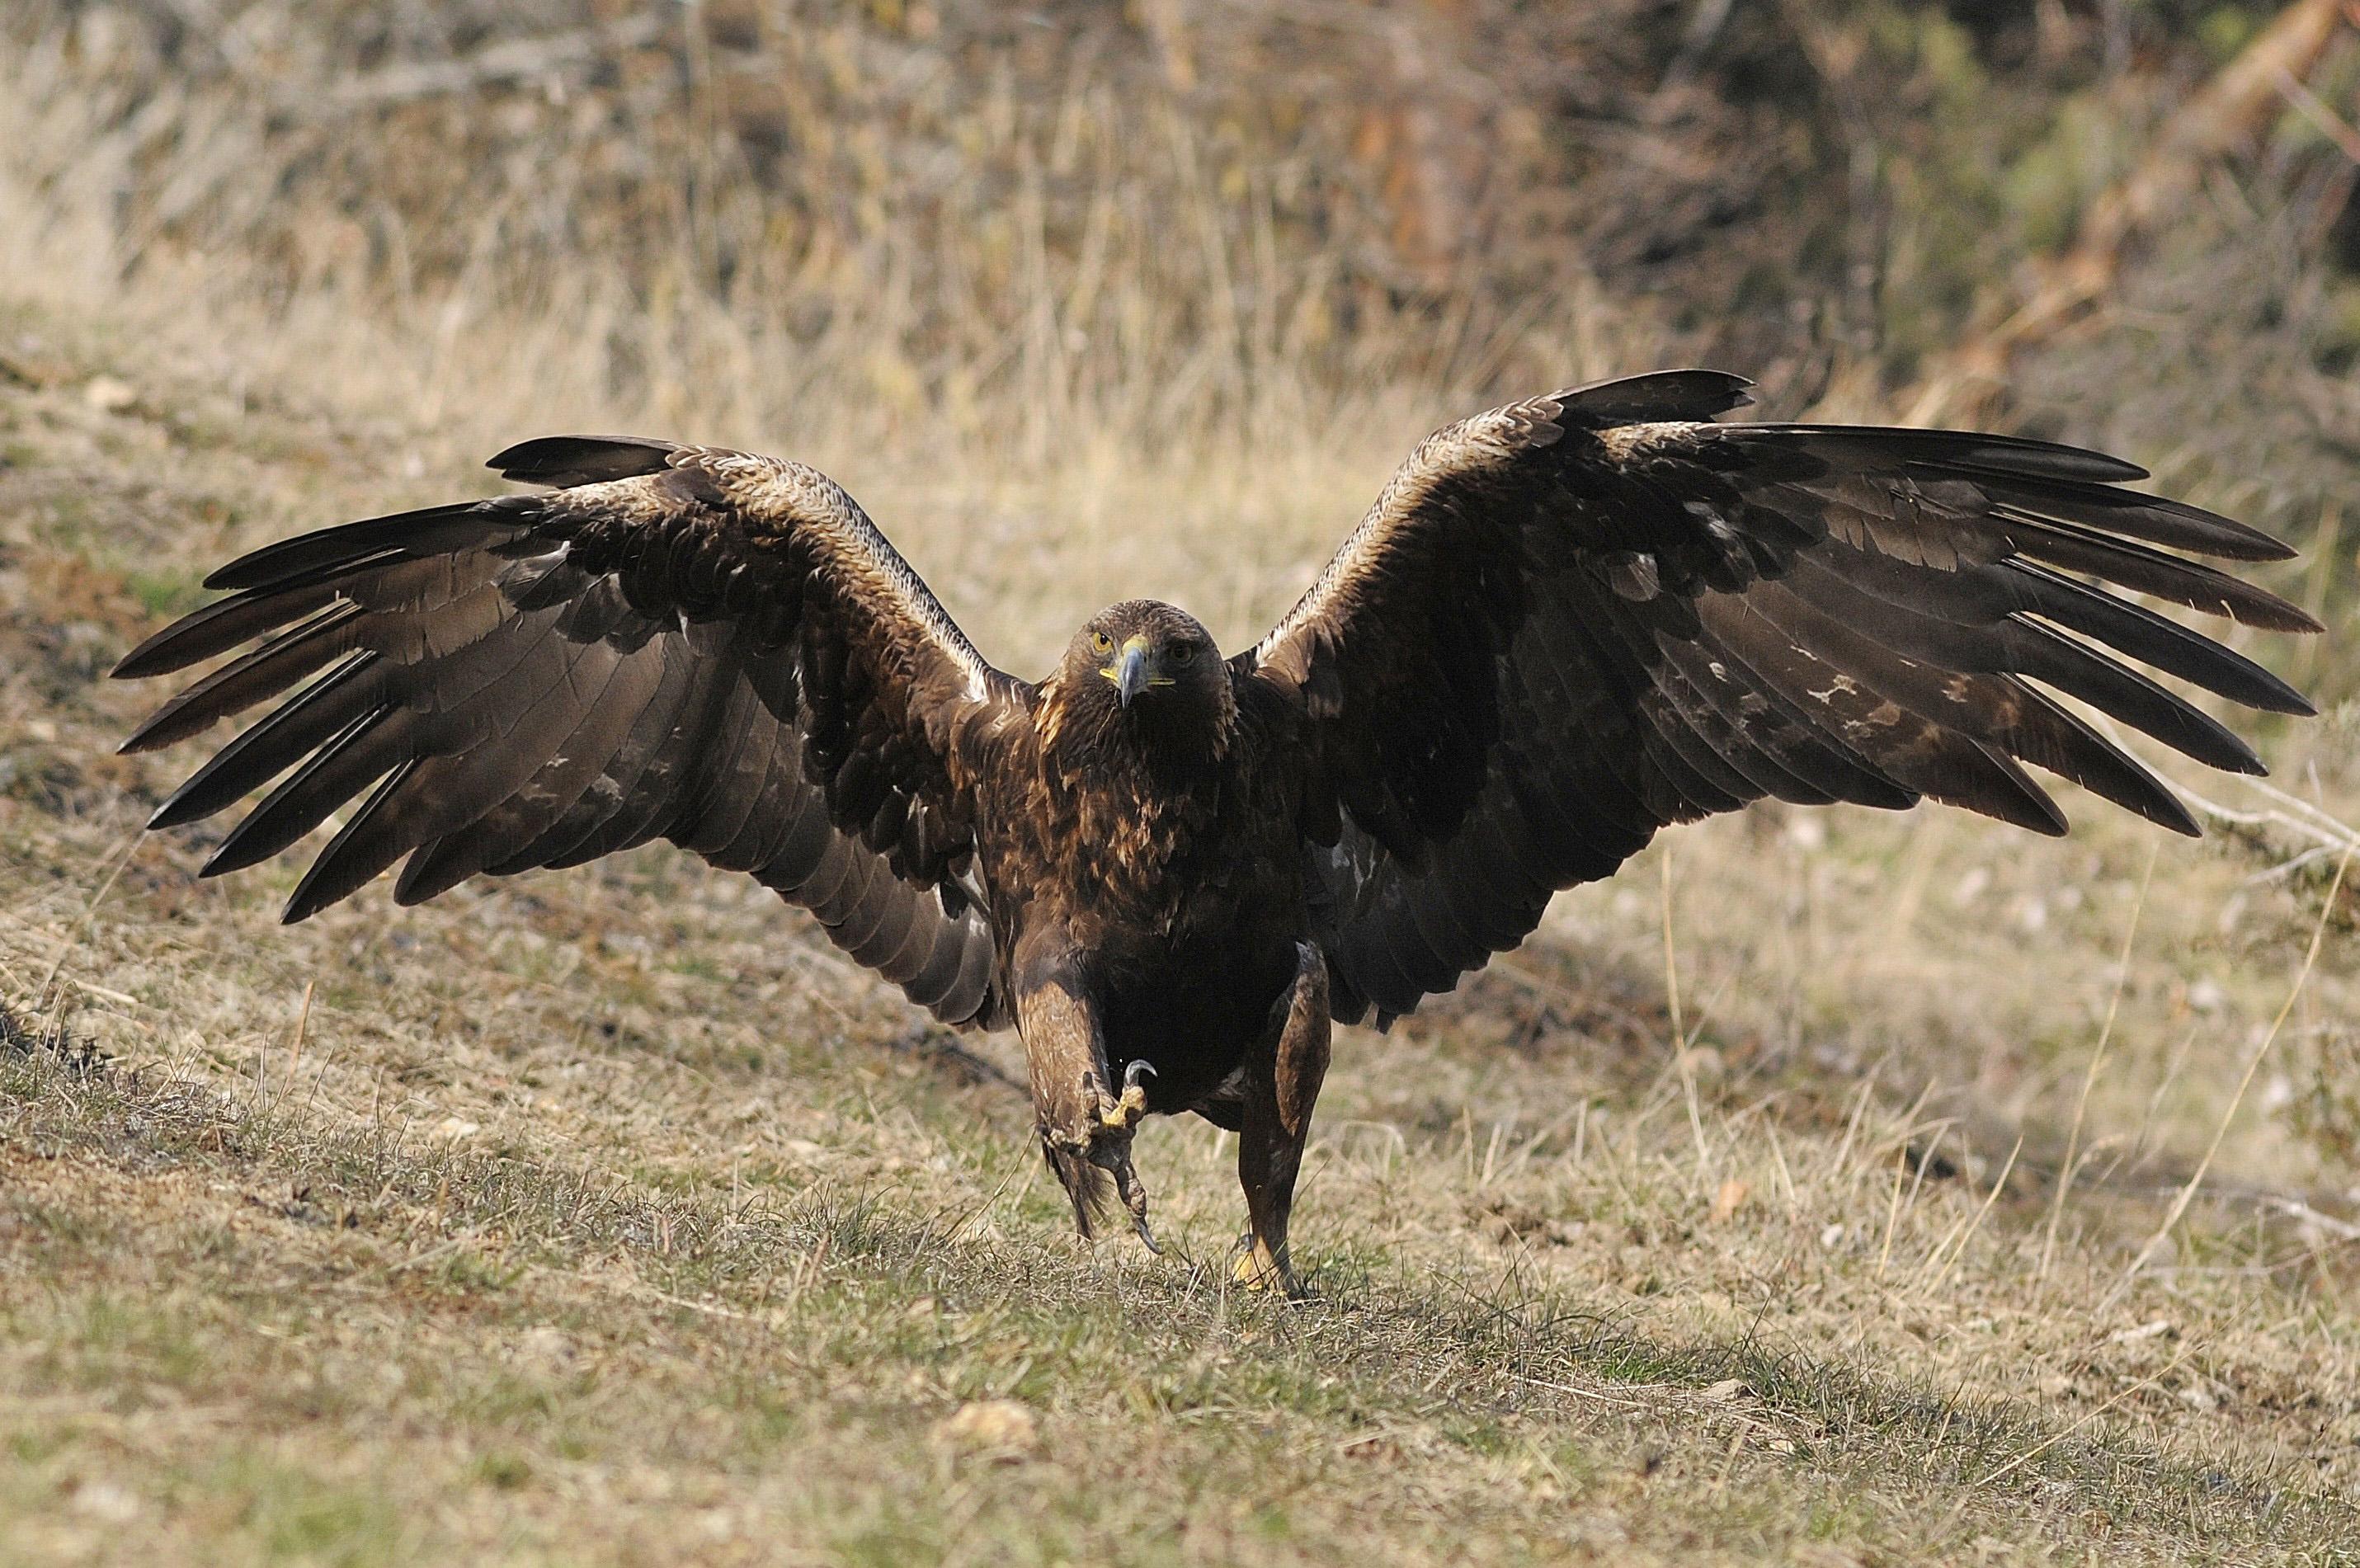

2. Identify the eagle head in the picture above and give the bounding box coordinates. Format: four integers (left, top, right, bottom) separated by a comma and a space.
1048, 600, 1232, 753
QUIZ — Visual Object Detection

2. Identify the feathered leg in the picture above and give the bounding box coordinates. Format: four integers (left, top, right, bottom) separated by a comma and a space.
1234, 941, 1331, 1294
1019, 971, 1159, 1251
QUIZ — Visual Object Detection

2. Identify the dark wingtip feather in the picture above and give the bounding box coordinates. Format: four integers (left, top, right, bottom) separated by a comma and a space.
120, 709, 197, 756
120, 697, 222, 756
114, 643, 184, 684
2202, 655, 2313, 717
1944, 436, 2147, 483
2282, 604, 2329, 636
2080, 497, 2303, 563
1950, 747, 2070, 837
199, 834, 270, 880
1561, 370, 1755, 426
201, 503, 495, 592
147, 788, 215, 833
202, 812, 315, 879
1981, 481, 2301, 563
274, 762, 421, 924
280, 882, 337, 925
2225, 595, 2322, 636
2012, 518, 2325, 634
119, 711, 186, 756
112, 583, 341, 683
2080, 760, 2202, 836
114, 623, 205, 682
488, 435, 681, 488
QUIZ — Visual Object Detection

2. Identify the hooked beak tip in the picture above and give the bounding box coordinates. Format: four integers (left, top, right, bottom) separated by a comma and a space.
1116, 646, 1150, 708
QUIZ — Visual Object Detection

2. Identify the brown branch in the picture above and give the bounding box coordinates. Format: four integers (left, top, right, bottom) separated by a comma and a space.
1903, 0, 2355, 425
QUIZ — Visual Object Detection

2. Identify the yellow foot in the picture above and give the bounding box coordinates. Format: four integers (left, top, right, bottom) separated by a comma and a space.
1099, 1059, 1156, 1132
1230, 1233, 1302, 1297
1076, 1061, 1161, 1255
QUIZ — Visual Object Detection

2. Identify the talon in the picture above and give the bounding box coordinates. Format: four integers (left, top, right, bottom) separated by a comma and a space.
1090, 1134, 1161, 1255
1112, 1156, 1161, 1255
1099, 1059, 1156, 1131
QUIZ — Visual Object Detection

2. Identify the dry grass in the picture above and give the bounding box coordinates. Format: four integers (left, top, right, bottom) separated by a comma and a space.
6, 6, 2360, 1564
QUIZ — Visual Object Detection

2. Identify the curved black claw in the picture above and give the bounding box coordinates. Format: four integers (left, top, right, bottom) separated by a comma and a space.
1109, 1150, 1161, 1255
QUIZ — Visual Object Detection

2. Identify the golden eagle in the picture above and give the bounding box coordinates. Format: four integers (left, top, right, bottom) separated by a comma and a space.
115, 371, 2318, 1289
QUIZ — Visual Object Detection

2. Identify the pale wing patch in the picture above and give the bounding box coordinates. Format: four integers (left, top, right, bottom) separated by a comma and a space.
1256, 403, 1558, 667
718, 454, 995, 704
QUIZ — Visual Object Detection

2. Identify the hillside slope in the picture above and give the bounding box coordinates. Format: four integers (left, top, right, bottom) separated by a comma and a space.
4, 4, 2360, 1563
4, 255, 2360, 1568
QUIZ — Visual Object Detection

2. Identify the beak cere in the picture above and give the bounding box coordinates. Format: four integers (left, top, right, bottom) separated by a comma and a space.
1114, 640, 1152, 708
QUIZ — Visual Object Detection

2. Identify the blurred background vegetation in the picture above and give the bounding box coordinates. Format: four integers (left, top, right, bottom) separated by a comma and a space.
7, 2, 2356, 520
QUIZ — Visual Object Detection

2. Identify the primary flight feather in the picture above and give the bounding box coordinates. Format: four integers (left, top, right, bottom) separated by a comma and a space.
115, 370, 2319, 1288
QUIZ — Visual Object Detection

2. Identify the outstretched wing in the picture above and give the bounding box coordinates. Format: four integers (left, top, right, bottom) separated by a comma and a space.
115, 436, 1023, 1027
1248, 371, 2320, 1026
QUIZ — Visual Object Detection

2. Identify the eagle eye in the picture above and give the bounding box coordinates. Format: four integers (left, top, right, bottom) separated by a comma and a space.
1090, 629, 1114, 655
1167, 642, 1195, 665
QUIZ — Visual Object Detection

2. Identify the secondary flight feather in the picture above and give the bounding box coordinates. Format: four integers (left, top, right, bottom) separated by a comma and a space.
115, 370, 2319, 1289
